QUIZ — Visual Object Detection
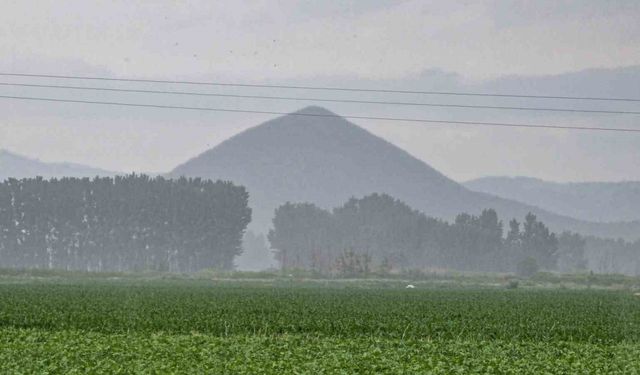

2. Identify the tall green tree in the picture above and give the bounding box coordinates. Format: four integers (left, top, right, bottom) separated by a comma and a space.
521, 213, 559, 270
268, 202, 334, 271
557, 232, 587, 272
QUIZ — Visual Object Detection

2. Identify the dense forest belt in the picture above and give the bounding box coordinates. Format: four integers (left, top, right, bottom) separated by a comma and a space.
268, 194, 640, 276
1, 280, 639, 373
0, 175, 251, 272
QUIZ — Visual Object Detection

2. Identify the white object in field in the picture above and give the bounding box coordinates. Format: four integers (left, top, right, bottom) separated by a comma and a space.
406, 284, 415, 289
634, 292, 640, 297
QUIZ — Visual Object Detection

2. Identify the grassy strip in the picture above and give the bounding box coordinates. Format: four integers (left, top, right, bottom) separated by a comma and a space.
2, 268, 640, 290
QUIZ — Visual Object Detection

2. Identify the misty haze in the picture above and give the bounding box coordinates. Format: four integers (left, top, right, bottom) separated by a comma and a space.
1, 1, 639, 373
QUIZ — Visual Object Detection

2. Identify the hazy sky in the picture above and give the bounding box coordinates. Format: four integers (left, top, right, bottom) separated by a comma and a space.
1, 0, 640, 182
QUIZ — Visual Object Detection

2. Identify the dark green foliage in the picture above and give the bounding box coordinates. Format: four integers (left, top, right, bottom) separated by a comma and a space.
558, 231, 588, 272
503, 213, 560, 271
269, 194, 448, 272
448, 209, 504, 271
333, 194, 440, 269
0, 175, 251, 272
268, 202, 335, 271
333, 249, 372, 277
521, 213, 559, 269
269, 194, 567, 274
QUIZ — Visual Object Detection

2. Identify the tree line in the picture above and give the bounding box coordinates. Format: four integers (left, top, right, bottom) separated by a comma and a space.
0, 175, 251, 272
268, 193, 615, 276
2, 175, 637, 276
584, 236, 640, 276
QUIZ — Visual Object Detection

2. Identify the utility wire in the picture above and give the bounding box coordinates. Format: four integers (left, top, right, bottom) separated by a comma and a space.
2, 72, 640, 103
1, 94, 639, 133
1, 81, 639, 116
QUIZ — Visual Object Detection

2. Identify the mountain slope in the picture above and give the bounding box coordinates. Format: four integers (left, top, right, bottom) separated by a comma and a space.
0, 149, 116, 180
464, 176, 640, 223
170, 107, 640, 240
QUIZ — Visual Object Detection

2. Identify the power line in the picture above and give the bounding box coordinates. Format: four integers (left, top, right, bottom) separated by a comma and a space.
1, 94, 639, 133
1, 81, 639, 116
2, 72, 640, 103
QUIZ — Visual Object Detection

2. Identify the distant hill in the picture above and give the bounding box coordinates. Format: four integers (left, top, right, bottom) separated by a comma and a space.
0, 149, 116, 181
464, 176, 640, 223
479, 65, 640, 100
170, 106, 640, 240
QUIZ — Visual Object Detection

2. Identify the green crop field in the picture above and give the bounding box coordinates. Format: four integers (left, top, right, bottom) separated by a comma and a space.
1, 278, 639, 373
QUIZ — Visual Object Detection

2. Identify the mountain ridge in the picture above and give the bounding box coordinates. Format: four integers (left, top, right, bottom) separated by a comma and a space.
0, 149, 117, 181
465, 176, 640, 223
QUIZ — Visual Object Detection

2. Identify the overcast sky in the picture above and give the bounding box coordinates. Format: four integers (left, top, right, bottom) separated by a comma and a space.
1, 0, 640, 182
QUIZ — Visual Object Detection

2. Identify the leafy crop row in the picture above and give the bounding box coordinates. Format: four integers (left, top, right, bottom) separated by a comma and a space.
1, 280, 639, 373
1, 281, 638, 342
1, 328, 639, 374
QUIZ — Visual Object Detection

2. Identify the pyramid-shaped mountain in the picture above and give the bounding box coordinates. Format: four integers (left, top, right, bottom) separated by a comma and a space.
170, 107, 640, 240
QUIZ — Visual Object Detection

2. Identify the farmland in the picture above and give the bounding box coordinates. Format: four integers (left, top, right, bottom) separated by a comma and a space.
1, 277, 639, 373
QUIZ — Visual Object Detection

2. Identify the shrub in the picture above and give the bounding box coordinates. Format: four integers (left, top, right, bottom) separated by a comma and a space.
506, 280, 520, 289
516, 257, 539, 278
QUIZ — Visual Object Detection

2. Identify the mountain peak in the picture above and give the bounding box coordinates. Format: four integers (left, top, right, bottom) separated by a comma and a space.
293, 106, 338, 116
251, 106, 354, 135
